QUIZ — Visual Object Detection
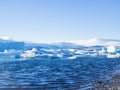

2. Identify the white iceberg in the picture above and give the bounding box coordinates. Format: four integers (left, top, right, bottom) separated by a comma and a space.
20, 48, 38, 58
107, 53, 120, 58
107, 45, 116, 53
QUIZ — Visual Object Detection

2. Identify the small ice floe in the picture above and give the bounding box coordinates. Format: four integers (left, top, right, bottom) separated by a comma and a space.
31, 48, 38, 52
86, 52, 99, 57
101, 48, 106, 53
68, 49, 75, 52
75, 50, 83, 55
89, 53, 99, 57
98, 48, 107, 56
107, 53, 120, 58
3, 50, 9, 54
45, 53, 64, 59
98, 52, 106, 57
56, 53, 64, 58
39, 54, 54, 57
41, 49, 54, 52
67, 55, 77, 60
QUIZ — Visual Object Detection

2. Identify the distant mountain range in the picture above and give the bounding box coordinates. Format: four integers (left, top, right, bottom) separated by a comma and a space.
1, 36, 120, 47
65, 38, 120, 46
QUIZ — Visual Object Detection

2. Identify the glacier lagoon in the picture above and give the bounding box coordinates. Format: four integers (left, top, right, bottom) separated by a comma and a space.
1, 54, 120, 89
1, 38, 120, 89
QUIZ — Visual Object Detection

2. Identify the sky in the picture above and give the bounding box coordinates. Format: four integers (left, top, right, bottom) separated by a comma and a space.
0, 0, 120, 43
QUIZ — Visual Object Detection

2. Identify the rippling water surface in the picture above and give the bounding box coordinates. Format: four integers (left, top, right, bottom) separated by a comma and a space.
0, 57, 120, 89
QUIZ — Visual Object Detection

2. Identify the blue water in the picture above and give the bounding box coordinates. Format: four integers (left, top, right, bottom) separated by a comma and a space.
0, 57, 120, 89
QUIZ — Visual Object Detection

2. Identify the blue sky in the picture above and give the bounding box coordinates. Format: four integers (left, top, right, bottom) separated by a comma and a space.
0, 0, 120, 42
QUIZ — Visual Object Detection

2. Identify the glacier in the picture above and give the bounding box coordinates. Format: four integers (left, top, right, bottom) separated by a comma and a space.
0, 38, 25, 52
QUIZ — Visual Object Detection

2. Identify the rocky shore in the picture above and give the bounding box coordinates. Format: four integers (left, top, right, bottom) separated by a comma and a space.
89, 74, 120, 90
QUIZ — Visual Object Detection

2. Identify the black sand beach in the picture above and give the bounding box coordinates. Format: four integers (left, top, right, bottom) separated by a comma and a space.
90, 74, 120, 90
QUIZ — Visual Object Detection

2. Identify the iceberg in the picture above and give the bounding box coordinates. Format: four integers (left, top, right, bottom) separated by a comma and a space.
0, 38, 25, 51
107, 45, 116, 53
107, 53, 120, 58
20, 48, 38, 58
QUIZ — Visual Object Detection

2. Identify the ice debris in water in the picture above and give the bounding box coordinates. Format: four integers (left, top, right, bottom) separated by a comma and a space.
1, 43, 117, 60
16, 45, 120, 59
1, 37, 120, 59
107, 53, 120, 58
20, 48, 38, 58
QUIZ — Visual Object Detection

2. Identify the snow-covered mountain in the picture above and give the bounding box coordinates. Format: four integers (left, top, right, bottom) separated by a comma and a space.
66, 38, 120, 46
23, 38, 120, 52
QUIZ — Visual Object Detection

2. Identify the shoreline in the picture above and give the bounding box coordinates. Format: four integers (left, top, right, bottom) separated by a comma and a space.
90, 73, 120, 90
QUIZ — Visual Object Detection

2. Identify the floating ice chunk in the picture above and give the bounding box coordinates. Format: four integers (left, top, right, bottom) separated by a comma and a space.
21, 51, 36, 58
75, 50, 83, 54
89, 53, 98, 57
41, 49, 54, 52
93, 49, 97, 52
107, 45, 116, 53
20, 48, 38, 58
3, 50, 9, 54
98, 48, 107, 56
56, 53, 64, 58
67, 56, 77, 59
101, 48, 106, 53
107, 53, 120, 58
68, 49, 75, 52
31, 48, 38, 52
